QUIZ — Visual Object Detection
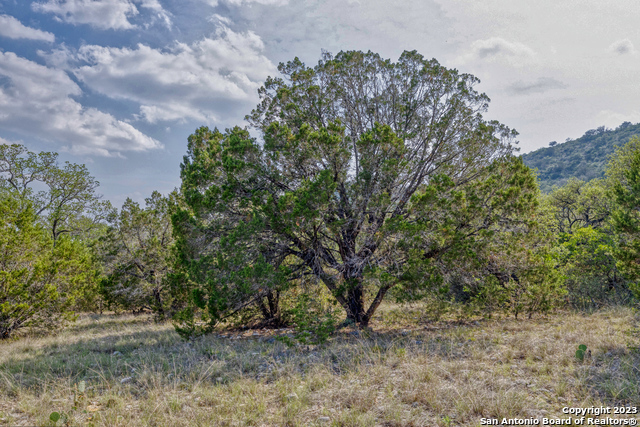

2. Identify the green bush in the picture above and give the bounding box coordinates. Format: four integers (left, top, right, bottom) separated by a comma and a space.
288, 290, 338, 345
0, 194, 97, 338
558, 227, 631, 309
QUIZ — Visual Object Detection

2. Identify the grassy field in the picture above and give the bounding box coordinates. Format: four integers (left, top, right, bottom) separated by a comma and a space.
1, 305, 640, 426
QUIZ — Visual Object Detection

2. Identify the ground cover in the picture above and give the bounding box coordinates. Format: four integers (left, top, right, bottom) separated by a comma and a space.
1, 305, 639, 426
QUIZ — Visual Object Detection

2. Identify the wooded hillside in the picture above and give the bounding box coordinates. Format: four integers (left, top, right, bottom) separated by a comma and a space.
521, 122, 640, 192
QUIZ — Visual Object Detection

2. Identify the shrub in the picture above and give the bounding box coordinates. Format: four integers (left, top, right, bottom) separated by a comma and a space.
0, 194, 96, 338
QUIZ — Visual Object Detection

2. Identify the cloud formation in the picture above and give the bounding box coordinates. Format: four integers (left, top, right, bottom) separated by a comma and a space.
0, 14, 55, 42
473, 37, 535, 59
70, 26, 277, 123
32, 0, 171, 30
461, 37, 536, 66
507, 77, 566, 95
0, 51, 161, 157
608, 39, 636, 55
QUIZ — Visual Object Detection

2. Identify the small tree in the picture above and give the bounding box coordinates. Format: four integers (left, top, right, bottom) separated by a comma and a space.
543, 177, 628, 308
175, 50, 541, 330
548, 178, 612, 234
558, 226, 626, 308
98, 191, 177, 318
0, 193, 96, 338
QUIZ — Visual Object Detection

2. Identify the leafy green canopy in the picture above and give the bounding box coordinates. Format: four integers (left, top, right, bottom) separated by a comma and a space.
612, 137, 640, 290
539, 136, 640, 310
547, 178, 612, 234
0, 144, 111, 243
0, 193, 96, 338
541, 178, 625, 309
176, 50, 540, 329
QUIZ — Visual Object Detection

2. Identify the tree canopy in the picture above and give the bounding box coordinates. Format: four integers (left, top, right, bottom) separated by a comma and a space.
611, 137, 640, 289
0, 193, 96, 338
0, 144, 110, 243
175, 50, 541, 330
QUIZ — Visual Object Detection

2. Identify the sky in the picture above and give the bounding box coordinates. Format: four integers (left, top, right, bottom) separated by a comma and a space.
0, 0, 639, 206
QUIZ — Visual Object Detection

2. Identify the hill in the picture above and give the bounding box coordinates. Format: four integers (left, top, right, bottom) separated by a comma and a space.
521, 121, 640, 192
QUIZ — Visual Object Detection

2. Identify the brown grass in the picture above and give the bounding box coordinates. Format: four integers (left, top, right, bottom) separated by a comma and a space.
1, 306, 639, 426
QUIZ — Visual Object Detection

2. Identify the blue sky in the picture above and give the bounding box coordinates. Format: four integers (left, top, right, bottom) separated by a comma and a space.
1, 0, 639, 206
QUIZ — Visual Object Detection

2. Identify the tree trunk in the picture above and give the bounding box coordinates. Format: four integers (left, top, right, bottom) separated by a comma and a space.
267, 290, 281, 324
258, 290, 282, 327
342, 271, 368, 325
153, 287, 165, 319
346, 283, 365, 324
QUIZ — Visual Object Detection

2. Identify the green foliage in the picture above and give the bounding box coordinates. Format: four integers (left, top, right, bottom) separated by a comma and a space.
576, 344, 588, 361
171, 126, 292, 334
547, 178, 612, 234
543, 175, 632, 310
522, 122, 640, 192
606, 135, 640, 187
392, 156, 563, 319
97, 191, 179, 318
0, 144, 107, 315
466, 240, 566, 319
611, 139, 640, 291
557, 226, 629, 309
174, 49, 535, 333
287, 290, 338, 345
0, 192, 97, 339
0, 144, 111, 243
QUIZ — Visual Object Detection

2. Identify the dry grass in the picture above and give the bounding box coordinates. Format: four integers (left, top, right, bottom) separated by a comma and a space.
1, 306, 640, 426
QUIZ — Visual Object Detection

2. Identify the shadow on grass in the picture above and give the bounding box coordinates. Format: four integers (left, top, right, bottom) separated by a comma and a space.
0, 317, 485, 397
63, 313, 161, 334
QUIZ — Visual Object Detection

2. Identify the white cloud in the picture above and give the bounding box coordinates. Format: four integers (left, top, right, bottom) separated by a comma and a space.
608, 39, 636, 55
70, 26, 278, 123
37, 44, 76, 68
0, 51, 161, 157
0, 14, 55, 42
209, 13, 232, 25
138, 0, 172, 29
461, 37, 536, 66
31, 0, 171, 30
32, 0, 138, 30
